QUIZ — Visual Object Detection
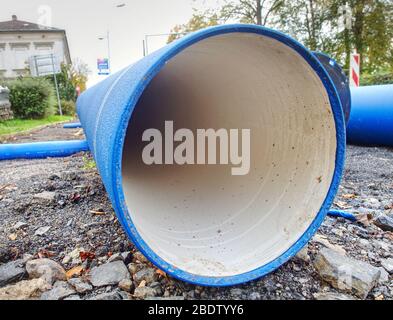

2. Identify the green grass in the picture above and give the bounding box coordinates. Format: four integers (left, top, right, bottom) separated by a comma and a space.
0, 115, 73, 136
82, 155, 97, 170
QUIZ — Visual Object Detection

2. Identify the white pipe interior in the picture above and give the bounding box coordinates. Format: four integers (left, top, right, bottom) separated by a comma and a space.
122, 33, 337, 277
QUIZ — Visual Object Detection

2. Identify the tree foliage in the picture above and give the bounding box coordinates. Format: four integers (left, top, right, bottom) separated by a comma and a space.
46, 59, 91, 102
168, 9, 220, 43
168, 0, 285, 43
69, 58, 91, 93
168, 0, 393, 83
220, 0, 284, 25
308, 0, 393, 73
276, 0, 333, 51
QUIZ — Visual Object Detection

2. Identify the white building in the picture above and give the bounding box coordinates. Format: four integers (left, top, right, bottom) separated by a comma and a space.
0, 15, 71, 79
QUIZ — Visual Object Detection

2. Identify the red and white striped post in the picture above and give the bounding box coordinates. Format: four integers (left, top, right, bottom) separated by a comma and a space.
350, 52, 360, 87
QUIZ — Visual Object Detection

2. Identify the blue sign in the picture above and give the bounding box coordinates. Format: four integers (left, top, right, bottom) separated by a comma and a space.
97, 58, 110, 75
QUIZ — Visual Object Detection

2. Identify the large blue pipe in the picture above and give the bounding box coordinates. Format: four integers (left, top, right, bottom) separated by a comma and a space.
314, 53, 393, 147
0, 140, 89, 161
76, 24, 345, 286
347, 84, 393, 147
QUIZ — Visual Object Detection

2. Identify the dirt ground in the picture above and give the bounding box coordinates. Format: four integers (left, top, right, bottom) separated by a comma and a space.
0, 123, 392, 300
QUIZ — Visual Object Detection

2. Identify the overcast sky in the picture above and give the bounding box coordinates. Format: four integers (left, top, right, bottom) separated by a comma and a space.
1, 0, 223, 86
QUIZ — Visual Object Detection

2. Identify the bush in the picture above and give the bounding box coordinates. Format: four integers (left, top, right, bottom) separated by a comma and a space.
59, 99, 76, 116
8, 77, 55, 119
361, 72, 393, 86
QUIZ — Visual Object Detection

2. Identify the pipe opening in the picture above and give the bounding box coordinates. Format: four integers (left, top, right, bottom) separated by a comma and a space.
122, 33, 337, 278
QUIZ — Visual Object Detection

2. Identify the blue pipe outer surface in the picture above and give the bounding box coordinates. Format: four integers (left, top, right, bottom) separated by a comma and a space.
63, 122, 82, 129
314, 52, 351, 124
0, 140, 89, 161
347, 84, 393, 147
313, 52, 351, 125
76, 24, 346, 286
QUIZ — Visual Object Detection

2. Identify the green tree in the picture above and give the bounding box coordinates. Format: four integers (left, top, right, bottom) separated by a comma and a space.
69, 58, 91, 93
167, 9, 220, 43
276, 0, 393, 74
330, 0, 393, 72
276, 0, 332, 51
167, 0, 284, 43
220, 0, 284, 25
47, 64, 76, 101
45, 59, 90, 101
168, 0, 393, 83
361, 0, 393, 73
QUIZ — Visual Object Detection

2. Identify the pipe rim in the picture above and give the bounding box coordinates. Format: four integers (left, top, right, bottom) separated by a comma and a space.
111, 24, 346, 286
313, 51, 352, 125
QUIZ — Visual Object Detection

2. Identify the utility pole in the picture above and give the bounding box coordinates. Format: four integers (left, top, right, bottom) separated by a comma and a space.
97, 3, 126, 74
106, 30, 111, 73
50, 54, 62, 116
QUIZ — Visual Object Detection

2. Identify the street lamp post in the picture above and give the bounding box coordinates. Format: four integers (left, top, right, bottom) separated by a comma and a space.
98, 30, 111, 73
143, 32, 188, 56
97, 3, 126, 74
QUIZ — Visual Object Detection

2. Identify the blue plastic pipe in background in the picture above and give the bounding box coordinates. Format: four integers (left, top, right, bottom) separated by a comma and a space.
347, 84, 393, 147
0, 140, 89, 161
327, 210, 357, 222
315, 52, 393, 148
63, 122, 82, 129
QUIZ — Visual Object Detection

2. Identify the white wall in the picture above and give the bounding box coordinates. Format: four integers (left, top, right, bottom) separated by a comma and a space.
0, 44, 5, 72
0, 31, 70, 78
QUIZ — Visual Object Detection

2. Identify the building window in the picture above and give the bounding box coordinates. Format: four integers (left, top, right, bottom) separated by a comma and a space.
34, 42, 54, 52
10, 43, 30, 70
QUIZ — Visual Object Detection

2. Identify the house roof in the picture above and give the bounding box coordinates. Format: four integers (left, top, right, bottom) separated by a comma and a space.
0, 15, 72, 65
0, 15, 63, 32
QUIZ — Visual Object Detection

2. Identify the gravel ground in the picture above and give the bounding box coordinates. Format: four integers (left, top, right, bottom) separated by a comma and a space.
0, 122, 82, 144
0, 123, 392, 300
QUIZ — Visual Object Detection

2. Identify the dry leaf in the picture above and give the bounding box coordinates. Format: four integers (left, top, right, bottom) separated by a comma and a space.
38, 249, 56, 259
342, 194, 357, 199
74, 129, 84, 137
385, 203, 393, 210
70, 193, 81, 203
356, 213, 373, 227
138, 280, 146, 288
384, 231, 393, 241
156, 269, 167, 278
66, 265, 84, 279
334, 201, 352, 210
80, 251, 95, 262
0, 184, 10, 192
8, 233, 17, 241
89, 210, 106, 216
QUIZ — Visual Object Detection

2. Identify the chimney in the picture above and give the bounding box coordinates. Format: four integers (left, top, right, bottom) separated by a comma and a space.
12, 15, 17, 21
